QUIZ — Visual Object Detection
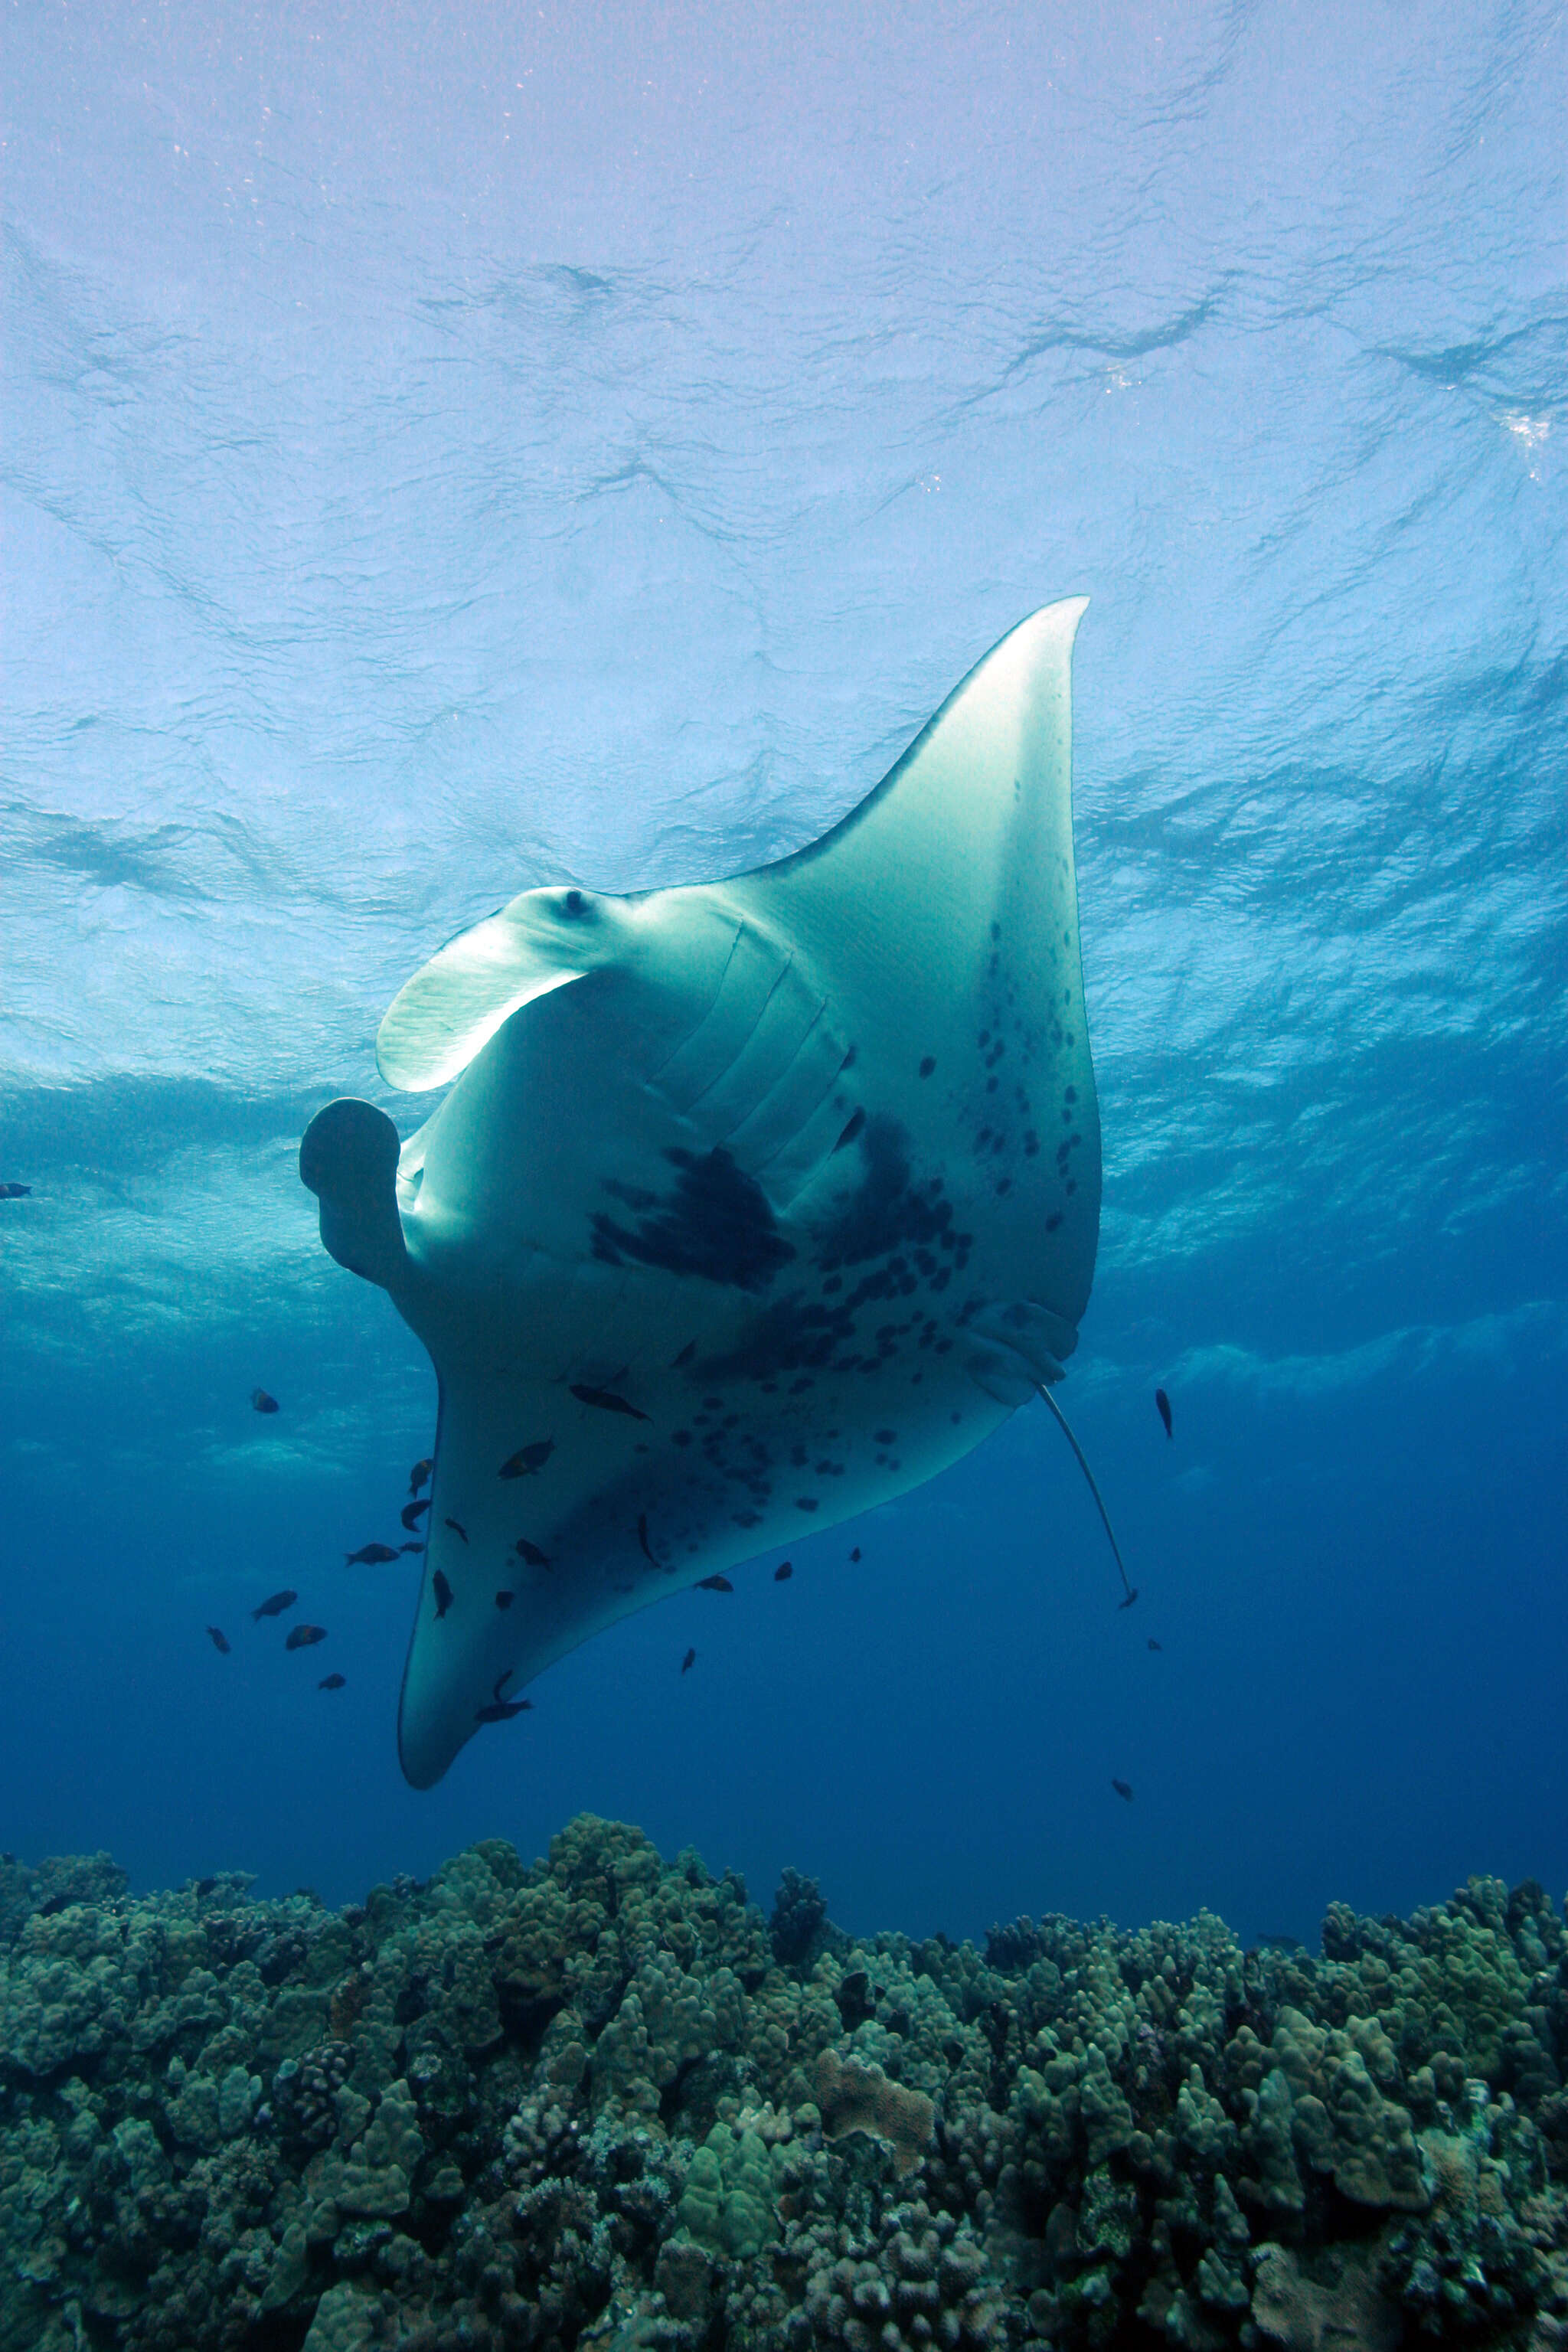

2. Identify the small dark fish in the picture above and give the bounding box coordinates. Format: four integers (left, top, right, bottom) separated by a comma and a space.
681, 1646, 697, 1674
400, 1498, 431, 1530
433, 1570, 454, 1619
194, 1876, 217, 1896
514, 1536, 550, 1566
444, 1517, 468, 1542
698, 1574, 733, 1592
399, 1541, 424, 1554
570, 1383, 648, 1422
318, 1673, 346, 1690
285, 1624, 327, 1650
345, 1542, 399, 1565
774, 1561, 792, 1581
205, 1625, 231, 1655
250, 1589, 298, 1621
1155, 1387, 1173, 1439
0, 1182, 31, 1199
499, 1440, 554, 1479
475, 1668, 529, 1722
1147, 1638, 1162, 1652
635, 1511, 657, 1566
250, 1388, 279, 1414
409, 1458, 433, 1494
1111, 1778, 1134, 1802
1117, 1587, 1139, 1610
495, 1589, 514, 1610
849, 1546, 861, 1562
671, 1340, 697, 1369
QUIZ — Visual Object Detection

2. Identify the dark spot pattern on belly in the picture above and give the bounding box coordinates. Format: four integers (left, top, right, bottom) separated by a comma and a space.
590, 1145, 795, 1291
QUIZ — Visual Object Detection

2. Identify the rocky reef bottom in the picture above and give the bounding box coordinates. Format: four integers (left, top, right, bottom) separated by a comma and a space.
5, 1821, 1568, 2350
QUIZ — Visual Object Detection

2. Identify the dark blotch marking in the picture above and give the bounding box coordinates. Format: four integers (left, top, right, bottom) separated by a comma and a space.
919, 1056, 936, 1077
795, 1496, 819, 1512
591, 1145, 795, 1292
495, 1589, 514, 1610
603, 1178, 657, 1211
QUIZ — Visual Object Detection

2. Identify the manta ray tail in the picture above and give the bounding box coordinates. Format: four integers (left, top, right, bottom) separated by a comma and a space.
1035, 1384, 1136, 1606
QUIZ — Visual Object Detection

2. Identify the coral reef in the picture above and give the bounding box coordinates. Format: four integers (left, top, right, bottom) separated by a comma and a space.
4, 1828, 1568, 2347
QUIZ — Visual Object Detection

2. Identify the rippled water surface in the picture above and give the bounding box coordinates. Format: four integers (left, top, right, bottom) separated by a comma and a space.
2, 2, 1564, 1938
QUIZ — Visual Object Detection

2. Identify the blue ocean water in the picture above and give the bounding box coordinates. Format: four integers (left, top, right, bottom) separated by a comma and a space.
2, 2, 1563, 1951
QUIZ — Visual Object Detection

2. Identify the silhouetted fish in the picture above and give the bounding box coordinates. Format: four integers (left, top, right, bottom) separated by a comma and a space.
849, 1546, 861, 1561
1148, 1638, 1162, 1652
1155, 1387, 1173, 1439
318, 1673, 346, 1690
194, 1877, 218, 1896
205, 1625, 231, 1654
1112, 1778, 1133, 1802
251, 1388, 279, 1414
681, 1646, 696, 1674
774, 1561, 792, 1581
697, 1574, 733, 1592
474, 1668, 530, 1723
400, 1541, 424, 1554
444, 1518, 468, 1542
433, 1570, 454, 1619
514, 1536, 550, 1566
285, 1625, 327, 1650
0, 1182, 31, 1199
495, 1589, 514, 1610
570, 1384, 648, 1421
345, 1542, 399, 1565
635, 1511, 657, 1566
401, 1498, 431, 1530
409, 1458, 433, 1494
250, 1589, 298, 1621
499, 1441, 554, 1478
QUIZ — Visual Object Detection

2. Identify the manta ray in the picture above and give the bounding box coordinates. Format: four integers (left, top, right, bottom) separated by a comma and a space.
302, 598, 1106, 1786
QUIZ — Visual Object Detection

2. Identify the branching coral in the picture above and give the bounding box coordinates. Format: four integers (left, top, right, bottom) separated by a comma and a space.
3, 1820, 1568, 2349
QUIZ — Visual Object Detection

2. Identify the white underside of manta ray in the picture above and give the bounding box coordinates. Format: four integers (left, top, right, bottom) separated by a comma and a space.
301, 598, 1104, 1788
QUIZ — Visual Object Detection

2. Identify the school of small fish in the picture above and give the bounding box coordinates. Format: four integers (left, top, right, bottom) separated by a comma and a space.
203, 1379, 1180, 1786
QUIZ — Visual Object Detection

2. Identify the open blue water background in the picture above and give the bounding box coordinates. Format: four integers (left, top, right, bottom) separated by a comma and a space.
2, 2, 1564, 1948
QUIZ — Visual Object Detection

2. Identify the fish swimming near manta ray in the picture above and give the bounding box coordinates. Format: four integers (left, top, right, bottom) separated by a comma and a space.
301, 600, 1116, 1787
